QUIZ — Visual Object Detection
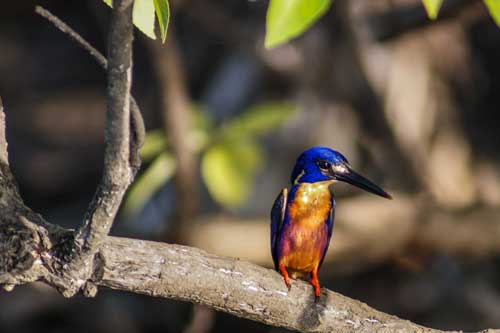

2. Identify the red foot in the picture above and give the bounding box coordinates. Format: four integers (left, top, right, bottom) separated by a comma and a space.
279, 263, 291, 290
309, 269, 321, 301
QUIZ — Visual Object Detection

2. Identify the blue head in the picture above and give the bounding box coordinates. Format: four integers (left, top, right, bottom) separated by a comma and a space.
290, 146, 392, 199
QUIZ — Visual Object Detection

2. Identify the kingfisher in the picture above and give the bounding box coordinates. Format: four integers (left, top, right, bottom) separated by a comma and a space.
270, 146, 392, 300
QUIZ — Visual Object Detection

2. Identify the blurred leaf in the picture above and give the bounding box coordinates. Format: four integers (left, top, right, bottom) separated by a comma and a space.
422, 0, 443, 20
101, 0, 157, 39
139, 105, 210, 162
201, 140, 263, 208
153, 0, 170, 43
484, 0, 500, 26
123, 152, 176, 217
190, 103, 212, 133
265, 0, 332, 49
221, 102, 297, 140
140, 130, 167, 161
189, 103, 213, 151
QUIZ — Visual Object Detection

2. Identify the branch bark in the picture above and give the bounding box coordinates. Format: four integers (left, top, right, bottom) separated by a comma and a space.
99, 236, 441, 333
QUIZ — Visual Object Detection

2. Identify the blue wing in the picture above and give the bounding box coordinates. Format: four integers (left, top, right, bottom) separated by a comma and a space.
270, 188, 287, 270
318, 196, 336, 269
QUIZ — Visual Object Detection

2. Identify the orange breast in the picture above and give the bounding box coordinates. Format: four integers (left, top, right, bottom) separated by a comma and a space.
279, 181, 333, 277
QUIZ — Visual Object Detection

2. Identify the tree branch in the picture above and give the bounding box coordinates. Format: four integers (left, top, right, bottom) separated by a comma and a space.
70, 0, 135, 292
0, 214, 448, 333
99, 236, 442, 333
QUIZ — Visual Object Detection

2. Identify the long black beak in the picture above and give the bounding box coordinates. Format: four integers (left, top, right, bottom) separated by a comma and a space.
334, 165, 392, 199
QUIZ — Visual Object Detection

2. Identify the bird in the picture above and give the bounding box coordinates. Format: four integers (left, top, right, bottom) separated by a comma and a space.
270, 146, 392, 301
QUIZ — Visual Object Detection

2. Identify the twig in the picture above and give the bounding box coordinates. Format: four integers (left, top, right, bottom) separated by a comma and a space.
35, 5, 144, 172
35, 6, 107, 68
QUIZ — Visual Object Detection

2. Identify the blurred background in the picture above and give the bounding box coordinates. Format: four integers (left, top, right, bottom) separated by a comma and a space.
1, 0, 500, 332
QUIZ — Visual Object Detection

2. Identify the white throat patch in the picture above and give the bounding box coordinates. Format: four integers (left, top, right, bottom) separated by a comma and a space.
293, 169, 306, 185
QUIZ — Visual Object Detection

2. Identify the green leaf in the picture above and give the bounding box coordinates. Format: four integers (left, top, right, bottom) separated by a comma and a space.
422, 0, 443, 20
265, 0, 332, 49
201, 140, 263, 208
153, 0, 170, 43
133, 0, 157, 39
484, 0, 500, 26
140, 130, 167, 161
220, 102, 298, 140
123, 152, 176, 217
102, 0, 157, 39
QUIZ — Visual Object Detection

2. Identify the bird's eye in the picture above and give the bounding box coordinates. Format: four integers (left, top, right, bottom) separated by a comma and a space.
317, 160, 331, 170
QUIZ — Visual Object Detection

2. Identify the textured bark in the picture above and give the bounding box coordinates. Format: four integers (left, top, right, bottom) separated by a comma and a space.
100, 237, 443, 333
